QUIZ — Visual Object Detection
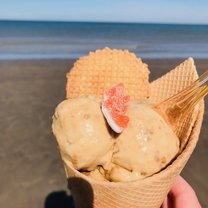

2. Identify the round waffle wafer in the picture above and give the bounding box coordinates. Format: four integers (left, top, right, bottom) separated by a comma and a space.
66, 48, 150, 100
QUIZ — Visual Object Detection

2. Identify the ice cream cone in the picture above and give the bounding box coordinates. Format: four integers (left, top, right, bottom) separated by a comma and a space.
57, 49, 204, 208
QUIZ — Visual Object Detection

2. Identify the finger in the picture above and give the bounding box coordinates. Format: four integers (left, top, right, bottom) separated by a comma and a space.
170, 176, 201, 208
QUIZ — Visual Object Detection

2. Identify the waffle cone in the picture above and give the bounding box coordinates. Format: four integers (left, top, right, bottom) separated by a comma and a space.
58, 49, 204, 208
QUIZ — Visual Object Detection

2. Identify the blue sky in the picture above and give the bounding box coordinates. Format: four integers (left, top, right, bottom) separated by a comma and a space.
0, 0, 208, 24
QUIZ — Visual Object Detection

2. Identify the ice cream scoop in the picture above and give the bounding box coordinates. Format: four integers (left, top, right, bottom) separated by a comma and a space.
109, 101, 180, 182
52, 96, 114, 171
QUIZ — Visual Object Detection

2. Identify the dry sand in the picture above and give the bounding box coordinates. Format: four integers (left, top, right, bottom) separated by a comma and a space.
0, 59, 207, 208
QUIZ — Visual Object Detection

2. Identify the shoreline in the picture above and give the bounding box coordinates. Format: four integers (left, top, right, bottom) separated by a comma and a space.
1, 57, 208, 61
1, 58, 208, 82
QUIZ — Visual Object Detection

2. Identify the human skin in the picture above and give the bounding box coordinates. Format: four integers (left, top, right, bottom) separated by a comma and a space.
161, 176, 201, 208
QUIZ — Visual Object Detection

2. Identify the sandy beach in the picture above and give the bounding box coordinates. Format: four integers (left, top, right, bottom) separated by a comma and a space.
0, 58, 207, 208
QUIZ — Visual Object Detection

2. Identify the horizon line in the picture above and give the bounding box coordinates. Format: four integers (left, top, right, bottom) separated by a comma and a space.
1, 18, 208, 26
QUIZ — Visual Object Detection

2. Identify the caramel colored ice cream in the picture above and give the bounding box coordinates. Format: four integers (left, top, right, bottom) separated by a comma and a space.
52, 96, 114, 171
109, 101, 180, 182
52, 98, 179, 182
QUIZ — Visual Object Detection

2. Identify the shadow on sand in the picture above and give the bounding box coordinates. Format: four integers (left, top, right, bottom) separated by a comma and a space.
45, 177, 94, 208
44, 190, 75, 208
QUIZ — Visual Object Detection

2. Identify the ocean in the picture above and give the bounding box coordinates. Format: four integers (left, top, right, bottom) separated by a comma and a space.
0, 20, 208, 60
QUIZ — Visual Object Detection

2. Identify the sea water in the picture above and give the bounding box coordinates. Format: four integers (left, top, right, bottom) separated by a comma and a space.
0, 20, 208, 60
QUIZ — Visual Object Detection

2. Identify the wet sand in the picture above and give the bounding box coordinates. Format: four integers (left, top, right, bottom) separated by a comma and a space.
0, 59, 207, 208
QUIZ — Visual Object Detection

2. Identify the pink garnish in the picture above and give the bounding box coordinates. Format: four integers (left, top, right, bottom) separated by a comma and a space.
102, 83, 130, 133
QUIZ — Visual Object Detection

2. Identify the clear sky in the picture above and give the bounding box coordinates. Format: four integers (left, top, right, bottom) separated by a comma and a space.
1, 0, 208, 24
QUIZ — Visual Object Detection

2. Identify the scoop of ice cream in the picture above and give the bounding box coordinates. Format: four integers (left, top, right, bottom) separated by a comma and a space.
109, 101, 179, 182
52, 96, 114, 171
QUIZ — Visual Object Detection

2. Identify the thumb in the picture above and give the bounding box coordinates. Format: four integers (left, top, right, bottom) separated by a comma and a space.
170, 176, 201, 208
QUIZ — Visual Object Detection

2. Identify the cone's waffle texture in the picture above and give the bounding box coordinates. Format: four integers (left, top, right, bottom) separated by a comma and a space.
151, 58, 199, 150
57, 50, 204, 208
66, 48, 150, 100
150, 58, 198, 103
